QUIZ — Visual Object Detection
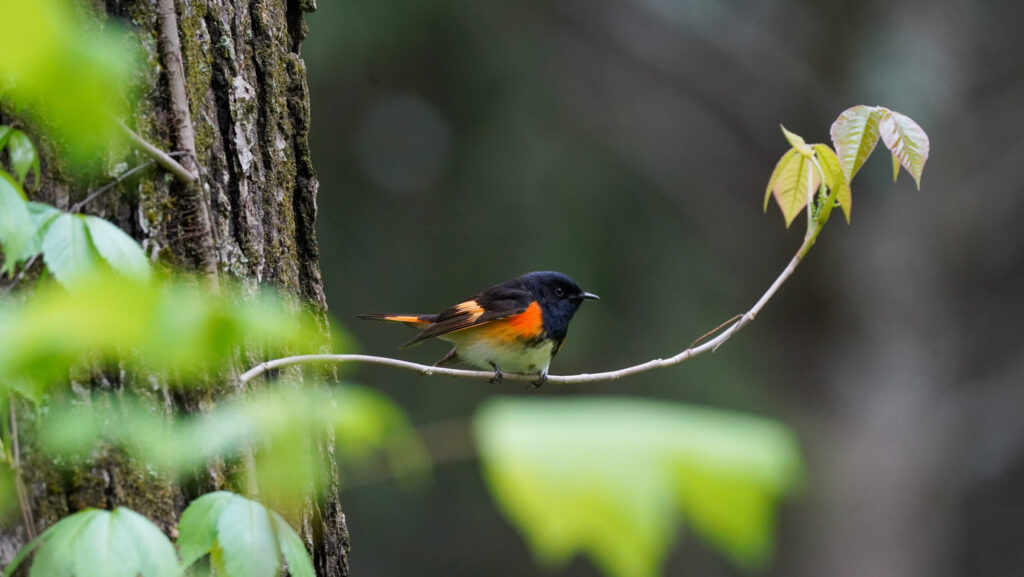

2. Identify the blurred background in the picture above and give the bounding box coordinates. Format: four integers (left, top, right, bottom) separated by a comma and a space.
302, 1, 1024, 576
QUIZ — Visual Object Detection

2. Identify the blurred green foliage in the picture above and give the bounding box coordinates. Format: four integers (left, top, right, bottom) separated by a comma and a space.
0, 0, 136, 165
38, 385, 429, 507
475, 398, 803, 577
0, 273, 329, 401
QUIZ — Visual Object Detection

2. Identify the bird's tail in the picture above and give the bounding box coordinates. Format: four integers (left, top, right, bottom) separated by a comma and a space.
356, 313, 437, 328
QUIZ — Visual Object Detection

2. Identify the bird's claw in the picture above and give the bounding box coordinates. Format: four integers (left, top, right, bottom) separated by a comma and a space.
488, 362, 504, 385
530, 373, 548, 388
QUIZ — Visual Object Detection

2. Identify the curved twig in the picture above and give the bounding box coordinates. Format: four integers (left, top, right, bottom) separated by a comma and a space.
241, 225, 819, 385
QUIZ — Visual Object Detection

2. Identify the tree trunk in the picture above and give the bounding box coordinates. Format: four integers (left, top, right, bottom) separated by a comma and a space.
0, 0, 349, 574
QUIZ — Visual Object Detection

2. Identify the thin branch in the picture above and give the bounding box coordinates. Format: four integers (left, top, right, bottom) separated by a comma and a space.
69, 157, 181, 213
241, 218, 829, 385
0, 255, 39, 299
114, 118, 195, 185
154, 0, 199, 182
154, 0, 220, 288
9, 396, 36, 540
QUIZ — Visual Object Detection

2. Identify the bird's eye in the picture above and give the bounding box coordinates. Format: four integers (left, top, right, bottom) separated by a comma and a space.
554, 287, 564, 296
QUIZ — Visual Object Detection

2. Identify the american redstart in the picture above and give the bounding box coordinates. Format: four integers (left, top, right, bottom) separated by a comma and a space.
357, 271, 599, 387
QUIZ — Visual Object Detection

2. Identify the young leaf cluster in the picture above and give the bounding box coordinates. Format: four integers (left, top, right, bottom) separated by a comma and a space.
765, 106, 930, 228
3, 492, 314, 577
178, 492, 314, 577
475, 398, 803, 577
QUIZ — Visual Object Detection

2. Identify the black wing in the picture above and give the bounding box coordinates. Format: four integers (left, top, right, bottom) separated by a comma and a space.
403, 282, 533, 347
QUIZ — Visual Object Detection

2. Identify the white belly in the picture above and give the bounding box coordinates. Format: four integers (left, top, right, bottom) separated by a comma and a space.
442, 333, 553, 376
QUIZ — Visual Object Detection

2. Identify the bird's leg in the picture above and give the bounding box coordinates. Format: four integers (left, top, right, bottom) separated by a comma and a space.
488, 361, 504, 384
530, 371, 548, 388
433, 347, 459, 367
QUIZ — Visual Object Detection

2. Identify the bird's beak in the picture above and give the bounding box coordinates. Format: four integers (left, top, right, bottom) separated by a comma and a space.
580, 291, 600, 301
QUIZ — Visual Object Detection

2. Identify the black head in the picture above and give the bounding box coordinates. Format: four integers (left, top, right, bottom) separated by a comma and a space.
518, 271, 599, 339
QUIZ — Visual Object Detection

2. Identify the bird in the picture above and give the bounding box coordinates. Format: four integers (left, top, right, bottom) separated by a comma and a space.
357, 271, 599, 387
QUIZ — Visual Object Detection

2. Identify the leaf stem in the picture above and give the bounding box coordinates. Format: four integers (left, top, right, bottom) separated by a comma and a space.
0, 255, 39, 299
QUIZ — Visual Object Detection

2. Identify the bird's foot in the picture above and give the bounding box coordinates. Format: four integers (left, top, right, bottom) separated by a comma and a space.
488, 362, 504, 385
530, 372, 548, 388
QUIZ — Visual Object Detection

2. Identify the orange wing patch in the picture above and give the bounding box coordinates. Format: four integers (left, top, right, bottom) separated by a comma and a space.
475, 301, 544, 342
451, 300, 485, 321
380, 315, 430, 324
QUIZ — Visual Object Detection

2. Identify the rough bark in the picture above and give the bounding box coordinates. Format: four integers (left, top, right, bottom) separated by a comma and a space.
0, 0, 348, 574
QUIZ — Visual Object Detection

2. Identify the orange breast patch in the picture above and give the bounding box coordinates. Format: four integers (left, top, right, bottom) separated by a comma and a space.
474, 301, 544, 342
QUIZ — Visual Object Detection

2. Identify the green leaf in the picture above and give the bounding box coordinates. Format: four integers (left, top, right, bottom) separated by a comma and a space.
475, 398, 803, 577
26, 510, 102, 577
215, 496, 282, 577
178, 491, 236, 568
0, 126, 12, 151
812, 144, 851, 223
779, 125, 813, 156
878, 109, 930, 189
764, 149, 797, 212
69, 508, 180, 577
7, 130, 39, 187
891, 152, 900, 182
17, 201, 61, 260
9, 508, 179, 577
40, 213, 102, 287
0, 172, 32, 275
270, 511, 315, 577
770, 151, 820, 227
113, 508, 182, 577
829, 105, 883, 181
83, 215, 151, 280
4, 510, 93, 577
